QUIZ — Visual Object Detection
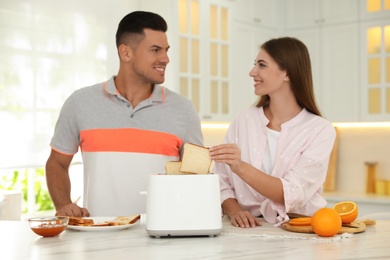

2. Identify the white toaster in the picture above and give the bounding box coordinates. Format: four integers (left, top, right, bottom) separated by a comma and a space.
145, 174, 222, 237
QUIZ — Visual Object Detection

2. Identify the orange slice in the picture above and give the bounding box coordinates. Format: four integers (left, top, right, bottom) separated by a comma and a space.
289, 217, 312, 226
332, 201, 358, 224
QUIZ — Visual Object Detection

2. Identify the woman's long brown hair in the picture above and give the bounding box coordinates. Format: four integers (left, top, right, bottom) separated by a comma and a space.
255, 37, 322, 117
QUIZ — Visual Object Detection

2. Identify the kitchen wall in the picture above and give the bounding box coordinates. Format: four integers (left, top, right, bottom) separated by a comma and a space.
335, 126, 390, 194
202, 124, 390, 195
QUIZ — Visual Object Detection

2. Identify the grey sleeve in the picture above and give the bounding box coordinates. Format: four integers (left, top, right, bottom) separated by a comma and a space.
50, 93, 80, 155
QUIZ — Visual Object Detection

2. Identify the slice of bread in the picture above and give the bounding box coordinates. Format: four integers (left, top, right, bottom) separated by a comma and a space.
165, 161, 183, 175
91, 222, 110, 227
179, 143, 212, 174
106, 215, 141, 226
68, 216, 94, 226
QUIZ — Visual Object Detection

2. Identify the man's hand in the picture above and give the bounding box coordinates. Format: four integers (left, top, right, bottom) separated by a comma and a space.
55, 203, 90, 217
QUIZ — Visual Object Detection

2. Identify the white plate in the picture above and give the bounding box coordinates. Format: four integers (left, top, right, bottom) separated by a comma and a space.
66, 217, 137, 232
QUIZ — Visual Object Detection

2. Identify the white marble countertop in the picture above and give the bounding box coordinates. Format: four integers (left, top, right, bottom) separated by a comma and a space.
2, 217, 390, 260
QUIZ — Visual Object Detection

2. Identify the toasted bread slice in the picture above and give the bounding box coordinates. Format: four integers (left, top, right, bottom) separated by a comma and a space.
68, 216, 94, 226
179, 143, 212, 174
106, 215, 141, 226
165, 161, 183, 175
91, 222, 110, 227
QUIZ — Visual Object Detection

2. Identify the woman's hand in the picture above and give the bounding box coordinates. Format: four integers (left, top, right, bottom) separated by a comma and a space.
229, 210, 262, 228
55, 203, 90, 217
210, 144, 243, 174
221, 198, 262, 228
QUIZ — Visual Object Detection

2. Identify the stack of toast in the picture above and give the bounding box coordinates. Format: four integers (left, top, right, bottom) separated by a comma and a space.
68, 215, 140, 227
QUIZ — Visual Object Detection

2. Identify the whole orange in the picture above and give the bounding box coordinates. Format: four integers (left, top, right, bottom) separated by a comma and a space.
332, 201, 358, 224
311, 208, 342, 237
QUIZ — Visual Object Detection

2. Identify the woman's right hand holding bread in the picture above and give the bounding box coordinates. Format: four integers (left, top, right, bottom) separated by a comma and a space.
209, 144, 244, 174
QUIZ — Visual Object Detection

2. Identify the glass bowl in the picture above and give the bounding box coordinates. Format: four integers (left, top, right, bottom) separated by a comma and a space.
28, 216, 69, 237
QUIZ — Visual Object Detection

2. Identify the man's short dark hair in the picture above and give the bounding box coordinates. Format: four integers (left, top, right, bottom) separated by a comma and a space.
116, 11, 168, 48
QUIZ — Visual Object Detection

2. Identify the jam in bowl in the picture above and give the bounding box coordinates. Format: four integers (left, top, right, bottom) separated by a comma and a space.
28, 216, 69, 237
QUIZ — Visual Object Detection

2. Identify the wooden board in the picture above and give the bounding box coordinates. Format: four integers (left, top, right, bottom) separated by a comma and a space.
281, 220, 373, 234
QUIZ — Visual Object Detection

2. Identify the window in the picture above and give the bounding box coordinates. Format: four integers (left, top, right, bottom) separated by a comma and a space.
0, 0, 133, 215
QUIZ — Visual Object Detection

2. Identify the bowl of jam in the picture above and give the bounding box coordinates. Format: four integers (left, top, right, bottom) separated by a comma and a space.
28, 216, 69, 237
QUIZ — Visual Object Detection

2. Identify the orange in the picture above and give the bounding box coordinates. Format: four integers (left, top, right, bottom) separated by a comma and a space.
311, 208, 342, 237
289, 217, 312, 226
332, 201, 358, 224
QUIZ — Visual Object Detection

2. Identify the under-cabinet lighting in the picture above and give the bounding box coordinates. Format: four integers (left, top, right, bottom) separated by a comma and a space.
201, 122, 230, 129
201, 122, 390, 129
332, 122, 390, 128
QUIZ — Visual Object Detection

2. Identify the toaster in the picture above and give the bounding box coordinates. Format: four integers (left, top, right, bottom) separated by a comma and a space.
145, 174, 222, 237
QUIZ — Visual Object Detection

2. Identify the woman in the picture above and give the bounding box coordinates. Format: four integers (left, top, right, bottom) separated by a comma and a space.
210, 37, 336, 228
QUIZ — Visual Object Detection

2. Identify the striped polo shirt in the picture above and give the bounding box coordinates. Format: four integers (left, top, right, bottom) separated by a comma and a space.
50, 76, 203, 216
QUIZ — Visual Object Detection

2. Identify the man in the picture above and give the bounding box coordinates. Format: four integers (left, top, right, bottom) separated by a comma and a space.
46, 11, 203, 217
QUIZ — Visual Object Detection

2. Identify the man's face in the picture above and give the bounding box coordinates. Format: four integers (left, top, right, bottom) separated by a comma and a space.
129, 29, 170, 85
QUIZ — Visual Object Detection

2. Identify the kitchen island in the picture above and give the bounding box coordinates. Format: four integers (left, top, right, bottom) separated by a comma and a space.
2, 217, 389, 260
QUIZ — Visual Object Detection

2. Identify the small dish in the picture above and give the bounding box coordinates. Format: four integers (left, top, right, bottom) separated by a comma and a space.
28, 216, 69, 237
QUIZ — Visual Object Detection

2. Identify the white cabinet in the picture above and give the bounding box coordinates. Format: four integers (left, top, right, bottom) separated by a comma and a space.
230, 0, 281, 118
140, 0, 234, 121
285, 0, 360, 122
141, 0, 281, 122
321, 24, 360, 122
286, 25, 359, 122
285, 0, 358, 30
139, 0, 389, 123
232, 0, 280, 29
358, 0, 390, 121
230, 22, 277, 115
359, 18, 390, 121
359, 0, 390, 21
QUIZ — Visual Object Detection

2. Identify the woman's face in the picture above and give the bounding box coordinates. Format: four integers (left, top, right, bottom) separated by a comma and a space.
249, 49, 288, 97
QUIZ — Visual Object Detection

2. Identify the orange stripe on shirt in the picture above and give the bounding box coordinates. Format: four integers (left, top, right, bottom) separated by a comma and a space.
80, 128, 183, 156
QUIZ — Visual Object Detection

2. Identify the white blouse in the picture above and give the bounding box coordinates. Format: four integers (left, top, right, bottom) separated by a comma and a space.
214, 106, 336, 225
261, 127, 280, 174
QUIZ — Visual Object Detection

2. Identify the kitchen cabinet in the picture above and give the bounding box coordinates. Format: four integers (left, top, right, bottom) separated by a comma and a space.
359, 2, 390, 121
232, 0, 280, 30
141, 0, 281, 122
284, 0, 358, 30
139, 0, 387, 123
284, 25, 359, 122
286, 1, 360, 122
141, 0, 235, 121
230, 22, 277, 115
320, 24, 360, 122
360, 0, 390, 21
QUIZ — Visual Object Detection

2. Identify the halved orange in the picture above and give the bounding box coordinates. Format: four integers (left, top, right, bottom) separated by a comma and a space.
289, 217, 312, 226
332, 201, 358, 224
